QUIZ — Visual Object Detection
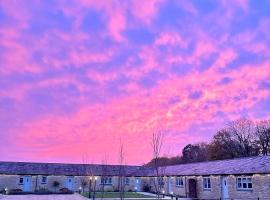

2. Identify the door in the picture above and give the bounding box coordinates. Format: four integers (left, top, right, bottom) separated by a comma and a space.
167, 177, 173, 194
221, 176, 229, 199
66, 177, 74, 191
188, 179, 197, 198
135, 178, 141, 191
23, 176, 32, 192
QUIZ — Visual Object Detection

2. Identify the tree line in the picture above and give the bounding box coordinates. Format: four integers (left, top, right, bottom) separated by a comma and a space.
146, 118, 270, 166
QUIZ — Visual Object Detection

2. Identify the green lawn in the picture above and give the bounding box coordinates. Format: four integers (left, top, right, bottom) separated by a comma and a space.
82, 192, 154, 198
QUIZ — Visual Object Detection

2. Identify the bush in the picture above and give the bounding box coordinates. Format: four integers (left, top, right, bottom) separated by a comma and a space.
36, 188, 49, 193
7, 189, 24, 195
59, 187, 73, 194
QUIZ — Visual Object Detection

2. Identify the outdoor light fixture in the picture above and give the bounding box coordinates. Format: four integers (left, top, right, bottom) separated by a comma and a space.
162, 190, 165, 194
135, 187, 138, 190
94, 176, 98, 180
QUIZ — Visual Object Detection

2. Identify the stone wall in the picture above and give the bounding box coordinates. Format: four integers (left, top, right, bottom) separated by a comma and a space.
227, 174, 270, 199
1, 174, 270, 198
149, 174, 270, 199
0, 175, 144, 193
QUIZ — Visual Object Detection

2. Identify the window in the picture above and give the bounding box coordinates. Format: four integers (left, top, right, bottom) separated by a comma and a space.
41, 176, 47, 184
158, 177, 164, 186
176, 177, 184, 187
203, 177, 211, 190
101, 177, 112, 185
236, 177, 252, 190
125, 177, 130, 185
19, 177, 24, 185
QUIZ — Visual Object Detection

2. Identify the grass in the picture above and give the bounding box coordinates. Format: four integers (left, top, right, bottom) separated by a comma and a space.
82, 192, 154, 198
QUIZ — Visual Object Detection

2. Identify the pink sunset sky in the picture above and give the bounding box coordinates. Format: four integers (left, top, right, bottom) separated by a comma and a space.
0, 0, 270, 165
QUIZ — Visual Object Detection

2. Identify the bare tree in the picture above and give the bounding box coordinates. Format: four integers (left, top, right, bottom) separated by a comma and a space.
118, 140, 126, 200
228, 118, 258, 157
101, 155, 109, 200
82, 153, 94, 199
151, 129, 165, 200
255, 120, 270, 155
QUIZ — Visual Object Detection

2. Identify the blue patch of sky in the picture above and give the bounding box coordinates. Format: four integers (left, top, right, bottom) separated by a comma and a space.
0, 7, 17, 26
188, 90, 203, 100
170, 63, 192, 76
258, 80, 270, 90
217, 77, 233, 85
138, 70, 165, 89
25, 9, 74, 35
0, 97, 20, 132
154, 0, 197, 30
213, 110, 226, 118
250, 0, 270, 17
168, 96, 181, 105
190, 0, 218, 15
252, 97, 270, 119
221, 50, 264, 72
124, 27, 155, 45
230, 14, 261, 36
105, 74, 130, 96
198, 52, 219, 72
25, 84, 80, 115
81, 9, 105, 33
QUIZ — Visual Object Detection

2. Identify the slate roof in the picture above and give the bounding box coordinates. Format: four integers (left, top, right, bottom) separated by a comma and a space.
1, 156, 270, 176
159, 155, 270, 176
0, 161, 151, 176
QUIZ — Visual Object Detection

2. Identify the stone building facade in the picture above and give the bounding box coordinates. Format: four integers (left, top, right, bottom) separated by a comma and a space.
1, 156, 270, 199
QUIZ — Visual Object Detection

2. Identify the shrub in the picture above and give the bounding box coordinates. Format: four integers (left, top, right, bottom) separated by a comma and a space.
59, 187, 73, 194
7, 189, 23, 195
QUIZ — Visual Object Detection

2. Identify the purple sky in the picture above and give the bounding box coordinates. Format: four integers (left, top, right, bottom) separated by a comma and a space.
0, 0, 270, 164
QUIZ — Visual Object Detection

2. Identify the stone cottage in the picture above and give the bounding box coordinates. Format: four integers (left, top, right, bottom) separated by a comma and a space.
0, 155, 270, 199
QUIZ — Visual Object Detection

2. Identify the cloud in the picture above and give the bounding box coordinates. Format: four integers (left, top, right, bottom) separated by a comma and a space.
0, 0, 270, 164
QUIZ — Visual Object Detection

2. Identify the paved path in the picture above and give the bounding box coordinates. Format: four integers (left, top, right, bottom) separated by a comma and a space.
0, 194, 88, 200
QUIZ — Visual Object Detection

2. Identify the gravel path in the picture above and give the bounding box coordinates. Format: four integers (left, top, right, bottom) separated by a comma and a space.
0, 194, 88, 200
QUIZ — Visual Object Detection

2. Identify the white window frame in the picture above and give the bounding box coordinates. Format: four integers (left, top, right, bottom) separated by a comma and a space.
176, 176, 184, 187
203, 177, 211, 190
236, 176, 252, 190
101, 176, 112, 185
125, 177, 130, 185
41, 176, 47, 184
158, 177, 164, 186
19, 177, 24, 185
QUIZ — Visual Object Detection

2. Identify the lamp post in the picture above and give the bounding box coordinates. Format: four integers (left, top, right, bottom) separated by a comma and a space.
89, 177, 92, 199
93, 176, 98, 200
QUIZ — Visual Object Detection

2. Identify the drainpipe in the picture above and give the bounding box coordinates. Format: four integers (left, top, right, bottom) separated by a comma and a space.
35, 175, 38, 192
184, 176, 187, 198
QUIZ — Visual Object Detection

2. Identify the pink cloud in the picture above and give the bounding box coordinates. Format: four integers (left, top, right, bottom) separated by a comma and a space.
155, 32, 187, 47
131, 0, 163, 25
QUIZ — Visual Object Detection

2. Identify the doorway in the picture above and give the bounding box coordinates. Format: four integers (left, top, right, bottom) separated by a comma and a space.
221, 176, 229, 199
66, 176, 74, 191
188, 179, 197, 198
22, 176, 32, 192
